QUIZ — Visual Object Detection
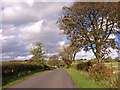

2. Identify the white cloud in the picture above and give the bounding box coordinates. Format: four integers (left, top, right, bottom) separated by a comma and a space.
0, 28, 2, 34
108, 34, 116, 39
19, 20, 44, 41
16, 56, 26, 60
58, 41, 65, 47
46, 52, 58, 57
26, 55, 34, 59
107, 48, 118, 59
2, 2, 72, 25
2, 24, 20, 35
26, 0, 34, 6
2, 4, 37, 24
26, 43, 34, 50
15, 55, 34, 60
2, 35, 14, 41
75, 49, 95, 60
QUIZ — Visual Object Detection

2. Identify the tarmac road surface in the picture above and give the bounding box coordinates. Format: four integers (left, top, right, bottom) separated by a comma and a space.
9, 68, 78, 88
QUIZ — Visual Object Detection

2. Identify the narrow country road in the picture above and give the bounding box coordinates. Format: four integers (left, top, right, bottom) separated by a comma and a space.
9, 68, 78, 88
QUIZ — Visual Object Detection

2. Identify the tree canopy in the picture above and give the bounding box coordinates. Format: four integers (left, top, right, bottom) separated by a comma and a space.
57, 2, 119, 63
30, 42, 46, 64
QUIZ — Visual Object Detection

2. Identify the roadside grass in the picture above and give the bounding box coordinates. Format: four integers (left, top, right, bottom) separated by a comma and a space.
64, 68, 106, 88
2, 69, 54, 89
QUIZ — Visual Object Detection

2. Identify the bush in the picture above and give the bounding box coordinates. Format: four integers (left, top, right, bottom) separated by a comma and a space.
71, 64, 77, 70
89, 63, 112, 80
77, 63, 86, 70
89, 63, 118, 87
89, 59, 97, 64
76, 61, 93, 71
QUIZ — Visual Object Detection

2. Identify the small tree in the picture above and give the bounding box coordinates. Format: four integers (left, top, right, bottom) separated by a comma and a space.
30, 42, 46, 64
48, 55, 60, 67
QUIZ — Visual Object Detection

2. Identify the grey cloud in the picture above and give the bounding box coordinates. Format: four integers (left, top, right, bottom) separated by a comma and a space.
2, 2, 69, 60
2, 36, 29, 59
2, 2, 72, 25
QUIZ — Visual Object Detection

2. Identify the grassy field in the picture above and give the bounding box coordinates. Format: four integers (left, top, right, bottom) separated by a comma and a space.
64, 68, 106, 88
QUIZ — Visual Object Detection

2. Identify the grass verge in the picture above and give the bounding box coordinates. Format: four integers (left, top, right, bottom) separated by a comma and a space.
64, 68, 106, 88
2, 69, 54, 89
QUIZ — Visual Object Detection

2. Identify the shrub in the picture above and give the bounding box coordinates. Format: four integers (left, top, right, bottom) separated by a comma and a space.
77, 63, 86, 70
76, 61, 93, 71
71, 64, 77, 70
89, 63, 118, 87
89, 63, 112, 80
89, 59, 97, 64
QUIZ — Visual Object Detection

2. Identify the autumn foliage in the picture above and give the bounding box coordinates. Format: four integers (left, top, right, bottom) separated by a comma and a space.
57, 2, 119, 63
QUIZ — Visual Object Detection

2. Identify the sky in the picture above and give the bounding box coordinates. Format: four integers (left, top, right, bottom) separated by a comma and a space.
1, 0, 118, 61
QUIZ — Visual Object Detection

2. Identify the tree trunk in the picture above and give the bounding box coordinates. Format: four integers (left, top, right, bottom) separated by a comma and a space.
96, 45, 101, 63
72, 53, 76, 64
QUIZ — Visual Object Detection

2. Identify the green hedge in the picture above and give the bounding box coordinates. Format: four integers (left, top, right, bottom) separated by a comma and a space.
2, 62, 53, 86
2, 63, 50, 77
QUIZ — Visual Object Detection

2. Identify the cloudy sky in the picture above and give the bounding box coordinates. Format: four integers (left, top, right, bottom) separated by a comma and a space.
1, 0, 118, 61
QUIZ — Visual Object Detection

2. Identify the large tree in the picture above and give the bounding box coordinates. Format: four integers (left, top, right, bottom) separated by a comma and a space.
57, 2, 119, 63
30, 42, 46, 64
